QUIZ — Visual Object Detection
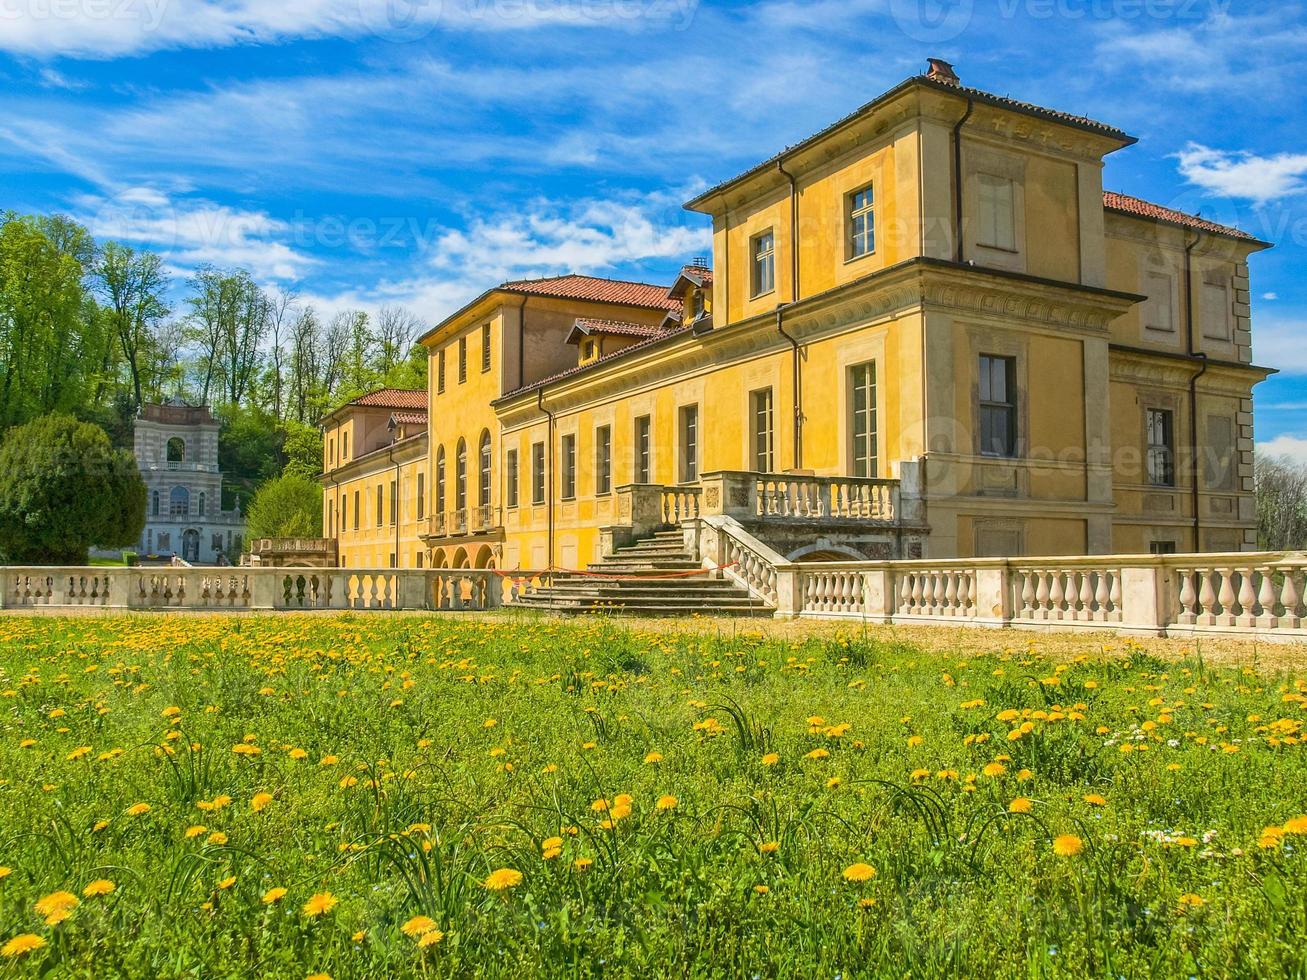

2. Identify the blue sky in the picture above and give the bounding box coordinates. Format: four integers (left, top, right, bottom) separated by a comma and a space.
2, 0, 1305, 455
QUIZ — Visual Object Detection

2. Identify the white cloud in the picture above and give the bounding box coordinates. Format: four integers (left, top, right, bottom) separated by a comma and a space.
0, 0, 702, 60
1264, 292, 1279, 300
1257, 435, 1307, 468
1176, 143, 1307, 205
75, 187, 318, 281
1253, 317, 1307, 374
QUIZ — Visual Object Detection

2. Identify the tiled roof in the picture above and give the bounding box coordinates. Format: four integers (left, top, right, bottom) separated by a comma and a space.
571, 317, 665, 339
389, 411, 428, 426
1103, 191, 1261, 242
349, 387, 427, 410
687, 69, 1133, 210
501, 274, 682, 311
499, 325, 694, 402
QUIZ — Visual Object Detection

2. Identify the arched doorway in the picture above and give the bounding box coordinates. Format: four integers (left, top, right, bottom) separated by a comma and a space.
474, 545, 495, 569
452, 547, 470, 569
166, 437, 186, 463
182, 528, 200, 563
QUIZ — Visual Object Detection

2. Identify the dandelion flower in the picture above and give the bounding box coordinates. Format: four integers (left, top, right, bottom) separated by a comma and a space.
656, 795, 678, 812
1283, 815, 1307, 835
0, 866, 10, 881
758, 841, 779, 855
34, 890, 79, 924
572, 857, 593, 872
82, 879, 115, 897
1052, 834, 1083, 857
401, 915, 438, 937
1, 934, 45, 958
753, 884, 769, 894
1083, 793, 1108, 807
761, 752, 780, 766
644, 751, 663, 764
981, 762, 1006, 778
483, 868, 522, 891
302, 892, 338, 917
185, 825, 207, 839
1177, 893, 1206, 911
206, 831, 228, 846
125, 802, 151, 817
262, 887, 287, 904
251, 792, 274, 812
417, 929, 444, 948
306, 974, 332, 980
804, 748, 829, 760
216, 876, 236, 890
858, 897, 877, 909
1008, 797, 1033, 814
842, 863, 877, 883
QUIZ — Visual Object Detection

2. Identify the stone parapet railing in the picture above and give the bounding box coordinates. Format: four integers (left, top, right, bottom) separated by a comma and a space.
1, 567, 553, 613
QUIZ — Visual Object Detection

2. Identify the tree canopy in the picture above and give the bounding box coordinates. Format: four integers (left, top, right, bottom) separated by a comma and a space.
246, 473, 324, 539
0, 414, 146, 564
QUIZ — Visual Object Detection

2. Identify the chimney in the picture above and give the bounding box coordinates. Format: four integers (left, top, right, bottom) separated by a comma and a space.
926, 58, 960, 86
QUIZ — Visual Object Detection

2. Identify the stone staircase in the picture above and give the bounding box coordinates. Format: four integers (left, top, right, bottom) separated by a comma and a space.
513, 530, 774, 617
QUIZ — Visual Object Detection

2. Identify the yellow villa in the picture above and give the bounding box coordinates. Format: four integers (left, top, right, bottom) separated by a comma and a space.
319, 59, 1272, 583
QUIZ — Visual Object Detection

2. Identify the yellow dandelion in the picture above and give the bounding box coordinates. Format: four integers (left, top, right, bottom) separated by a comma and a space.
185, 825, 207, 839
262, 887, 288, 904
34, 890, 79, 924
1177, 893, 1206, 911
1052, 834, 1084, 857
982, 762, 1007, 778
216, 876, 237, 890
302, 892, 338, 917
417, 929, 444, 948
572, 857, 593, 872
1, 934, 45, 958
483, 868, 522, 891
804, 748, 829, 760
82, 879, 115, 897
125, 802, 151, 817
1008, 797, 1033, 814
761, 752, 780, 766
753, 884, 770, 894
656, 794, 678, 812
206, 831, 228, 846
644, 751, 663, 764
251, 792, 274, 812
842, 863, 877, 883
1083, 793, 1108, 807
401, 915, 438, 937
758, 840, 780, 855
1283, 815, 1307, 835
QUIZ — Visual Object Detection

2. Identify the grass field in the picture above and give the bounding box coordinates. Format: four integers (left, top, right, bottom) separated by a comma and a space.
0, 615, 1303, 978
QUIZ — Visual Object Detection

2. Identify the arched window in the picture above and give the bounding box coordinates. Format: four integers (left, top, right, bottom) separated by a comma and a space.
435, 447, 446, 516
169, 486, 190, 518
198, 492, 206, 517
455, 439, 467, 511
478, 431, 492, 510
151, 490, 160, 517
166, 437, 185, 463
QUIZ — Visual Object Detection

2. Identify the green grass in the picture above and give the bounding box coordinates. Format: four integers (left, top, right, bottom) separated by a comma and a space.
0, 615, 1303, 978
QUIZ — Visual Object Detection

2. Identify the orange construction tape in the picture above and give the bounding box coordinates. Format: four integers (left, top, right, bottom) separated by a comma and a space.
490, 562, 738, 583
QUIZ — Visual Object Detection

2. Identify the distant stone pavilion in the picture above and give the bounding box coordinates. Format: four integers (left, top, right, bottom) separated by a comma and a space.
132, 402, 245, 564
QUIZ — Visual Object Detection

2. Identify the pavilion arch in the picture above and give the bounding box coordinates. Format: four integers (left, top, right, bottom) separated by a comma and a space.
166, 437, 186, 462
473, 545, 495, 569
451, 546, 470, 569
431, 549, 449, 569
786, 543, 868, 562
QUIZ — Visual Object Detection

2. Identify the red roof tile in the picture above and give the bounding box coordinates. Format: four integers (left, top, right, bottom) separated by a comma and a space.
501, 274, 681, 311
1103, 191, 1261, 242
389, 410, 428, 426
351, 388, 427, 410
571, 317, 665, 339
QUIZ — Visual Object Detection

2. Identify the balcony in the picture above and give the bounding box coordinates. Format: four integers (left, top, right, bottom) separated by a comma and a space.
425, 506, 503, 542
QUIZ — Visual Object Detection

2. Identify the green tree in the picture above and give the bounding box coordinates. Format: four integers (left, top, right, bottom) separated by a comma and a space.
0, 414, 145, 563
281, 420, 324, 479
93, 241, 170, 412
246, 473, 323, 538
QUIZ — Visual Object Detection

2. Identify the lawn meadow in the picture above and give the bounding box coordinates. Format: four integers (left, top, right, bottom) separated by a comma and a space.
0, 615, 1303, 978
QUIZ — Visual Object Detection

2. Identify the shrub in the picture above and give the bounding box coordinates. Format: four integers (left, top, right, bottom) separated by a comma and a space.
0, 414, 146, 564
246, 472, 323, 538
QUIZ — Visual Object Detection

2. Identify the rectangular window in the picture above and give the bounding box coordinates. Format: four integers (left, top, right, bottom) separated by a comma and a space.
416, 552, 424, 568
353, 490, 359, 530
375, 484, 383, 527
390, 480, 397, 525
976, 173, 1016, 251
679, 404, 699, 483
532, 442, 546, 504
595, 425, 612, 495
458, 337, 468, 383
481, 323, 491, 373
1150, 541, 1178, 555
634, 415, 652, 484
1205, 414, 1236, 491
561, 434, 576, 499
850, 362, 878, 477
416, 472, 425, 520
506, 449, 519, 508
342, 430, 349, 460
751, 229, 775, 298
848, 184, 875, 259
437, 349, 446, 392
750, 388, 774, 473
340, 494, 347, 531
1146, 408, 1176, 487
1202, 282, 1231, 341
329, 438, 335, 466
979, 355, 1017, 458
1144, 271, 1174, 332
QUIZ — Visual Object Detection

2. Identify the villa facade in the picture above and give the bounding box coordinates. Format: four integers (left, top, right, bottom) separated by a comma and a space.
320, 60, 1271, 571
134, 402, 245, 564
